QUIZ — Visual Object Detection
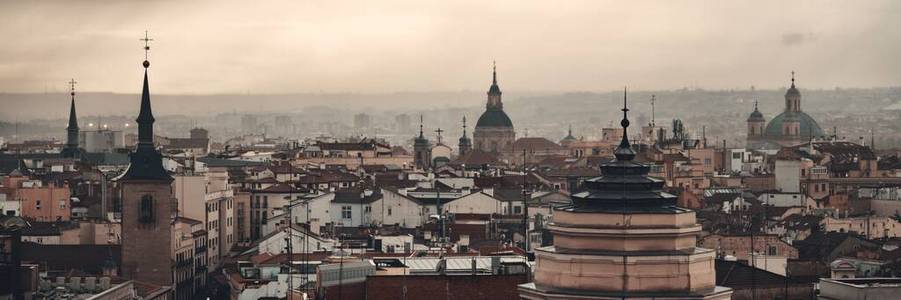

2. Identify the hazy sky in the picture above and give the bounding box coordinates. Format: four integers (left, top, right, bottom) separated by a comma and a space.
1, 0, 900, 94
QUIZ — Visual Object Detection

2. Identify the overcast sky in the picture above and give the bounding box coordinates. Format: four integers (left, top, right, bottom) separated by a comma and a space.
1, 0, 900, 94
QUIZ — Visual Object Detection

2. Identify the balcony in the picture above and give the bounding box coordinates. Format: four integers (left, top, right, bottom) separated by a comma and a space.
195, 245, 208, 253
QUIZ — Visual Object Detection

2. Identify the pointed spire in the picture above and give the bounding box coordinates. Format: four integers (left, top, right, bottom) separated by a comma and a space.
419, 114, 424, 138
754, 99, 759, 111
614, 87, 635, 161
492, 60, 497, 85
67, 79, 79, 131
136, 60, 156, 149
462, 116, 468, 136
136, 30, 157, 150
568, 124, 572, 136
63, 78, 80, 158
487, 60, 502, 98
122, 31, 170, 181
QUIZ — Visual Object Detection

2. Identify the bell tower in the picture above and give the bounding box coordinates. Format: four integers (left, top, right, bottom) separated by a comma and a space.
746, 100, 766, 147
61, 78, 81, 158
118, 31, 175, 287
413, 115, 432, 170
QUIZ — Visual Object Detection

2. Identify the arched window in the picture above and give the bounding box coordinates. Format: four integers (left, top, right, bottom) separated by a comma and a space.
140, 195, 154, 223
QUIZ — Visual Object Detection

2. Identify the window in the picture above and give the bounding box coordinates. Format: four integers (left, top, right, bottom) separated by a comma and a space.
767, 246, 777, 256
388, 208, 392, 216
732, 152, 742, 159
59, 200, 66, 209
342, 206, 352, 219
513, 206, 522, 214
140, 195, 154, 223
36, 200, 41, 210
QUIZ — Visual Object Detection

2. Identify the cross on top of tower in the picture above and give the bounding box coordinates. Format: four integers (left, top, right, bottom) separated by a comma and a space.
435, 128, 444, 144
68, 78, 77, 97
140, 31, 153, 68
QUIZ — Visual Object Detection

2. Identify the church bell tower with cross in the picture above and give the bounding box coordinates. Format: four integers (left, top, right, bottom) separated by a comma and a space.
117, 31, 176, 288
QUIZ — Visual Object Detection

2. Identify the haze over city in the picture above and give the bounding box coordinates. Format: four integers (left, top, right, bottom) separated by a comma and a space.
3, 2, 901, 300
2, 0, 901, 95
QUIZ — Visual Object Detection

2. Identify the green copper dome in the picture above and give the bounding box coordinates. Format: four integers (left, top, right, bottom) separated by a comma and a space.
764, 111, 825, 138
475, 109, 513, 128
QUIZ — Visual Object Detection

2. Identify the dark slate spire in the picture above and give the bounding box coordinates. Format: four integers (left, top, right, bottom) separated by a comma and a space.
136, 69, 155, 149
487, 60, 502, 97
614, 87, 635, 161
462, 116, 468, 137
418, 114, 424, 138
458, 116, 472, 155
414, 114, 430, 146
62, 79, 81, 158
121, 31, 171, 181
67, 98, 78, 129
67, 79, 79, 132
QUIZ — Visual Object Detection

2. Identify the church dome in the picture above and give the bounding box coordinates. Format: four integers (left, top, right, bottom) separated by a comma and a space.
785, 84, 801, 99
747, 109, 764, 122
561, 125, 577, 143
764, 111, 825, 138
475, 109, 513, 128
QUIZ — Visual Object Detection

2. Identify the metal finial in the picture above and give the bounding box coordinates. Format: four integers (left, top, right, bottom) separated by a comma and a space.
621, 87, 630, 129
614, 86, 636, 161
791, 70, 795, 87
419, 114, 424, 137
68, 78, 77, 97
492, 60, 497, 84
140, 31, 154, 68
